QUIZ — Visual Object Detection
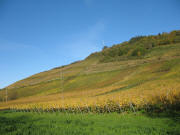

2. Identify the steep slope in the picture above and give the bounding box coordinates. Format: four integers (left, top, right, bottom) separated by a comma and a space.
0, 30, 180, 108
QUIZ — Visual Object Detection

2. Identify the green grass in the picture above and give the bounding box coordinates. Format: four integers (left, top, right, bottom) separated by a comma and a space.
0, 111, 180, 135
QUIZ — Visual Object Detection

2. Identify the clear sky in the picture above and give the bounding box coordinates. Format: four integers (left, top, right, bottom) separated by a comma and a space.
0, 0, 180, 88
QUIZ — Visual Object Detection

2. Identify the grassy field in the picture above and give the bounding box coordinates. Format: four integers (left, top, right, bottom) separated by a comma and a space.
0, 110, 180, 135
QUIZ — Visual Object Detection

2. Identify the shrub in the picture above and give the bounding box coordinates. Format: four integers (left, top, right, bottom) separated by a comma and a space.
131, 47, 147, 56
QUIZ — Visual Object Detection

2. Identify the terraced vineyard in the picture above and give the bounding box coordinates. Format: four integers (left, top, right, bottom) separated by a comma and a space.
0, 30, 180, 114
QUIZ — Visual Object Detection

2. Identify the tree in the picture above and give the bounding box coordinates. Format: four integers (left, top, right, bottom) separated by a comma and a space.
102, 46, 108, 50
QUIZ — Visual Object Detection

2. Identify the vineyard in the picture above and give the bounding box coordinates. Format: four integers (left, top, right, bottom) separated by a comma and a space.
2, 79, 180, 114
0, 31, 180, 114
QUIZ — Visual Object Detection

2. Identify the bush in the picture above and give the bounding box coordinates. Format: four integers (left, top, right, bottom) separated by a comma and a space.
131, 47, 147, 56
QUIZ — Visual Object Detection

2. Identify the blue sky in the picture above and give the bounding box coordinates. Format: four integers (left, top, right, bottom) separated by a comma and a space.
0, 0, 180, 88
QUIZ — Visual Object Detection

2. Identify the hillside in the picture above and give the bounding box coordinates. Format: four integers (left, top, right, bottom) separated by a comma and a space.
0, 30, 180, 111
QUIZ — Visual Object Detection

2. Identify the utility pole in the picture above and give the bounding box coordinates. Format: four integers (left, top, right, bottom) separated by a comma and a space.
61, 69, 64, 92
5, 88, 8, 103
60, 69, 64, 113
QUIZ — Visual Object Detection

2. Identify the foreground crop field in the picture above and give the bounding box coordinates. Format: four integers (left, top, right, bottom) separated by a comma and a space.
0, 111, 180, 135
